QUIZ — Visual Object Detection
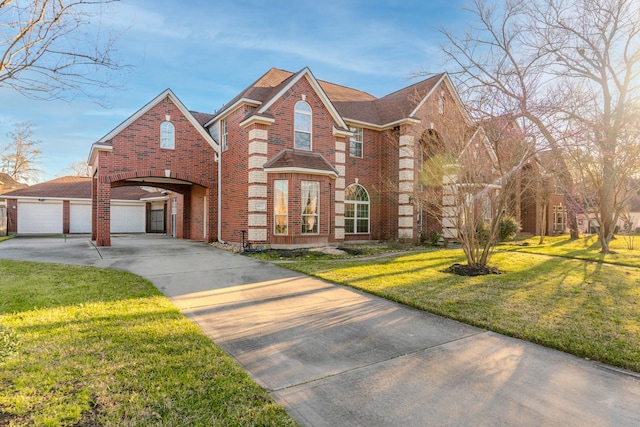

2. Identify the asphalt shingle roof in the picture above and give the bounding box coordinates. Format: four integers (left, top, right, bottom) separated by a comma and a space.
1, 176, 154, 200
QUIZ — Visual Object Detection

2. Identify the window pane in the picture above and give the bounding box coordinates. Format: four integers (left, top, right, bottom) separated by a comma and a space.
301, 181, 319, 234
295, 131, 311, 150
296, 113, 311, 132
160, 122, 175, 149
357, 218, 369, 233
295, 101, 311, 113
274, 180, 288, 235
345, 218, 355, 233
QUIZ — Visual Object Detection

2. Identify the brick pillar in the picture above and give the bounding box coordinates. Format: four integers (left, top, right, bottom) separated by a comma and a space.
398, 134, 415, 240
247, 126, 268, 243
63, 201, 70, 234
183, 187, 192, 240
206, 186, 217, 243
95, 179, 111, 246
334, 138, 346, 241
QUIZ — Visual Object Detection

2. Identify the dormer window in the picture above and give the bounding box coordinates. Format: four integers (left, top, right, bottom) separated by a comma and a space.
294, 101, 312, 150
160, 121, 175, 149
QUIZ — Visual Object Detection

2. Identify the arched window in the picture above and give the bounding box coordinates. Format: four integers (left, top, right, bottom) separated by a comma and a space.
344, 184, 369, 234
294, 101, 311, 150
160, 121, 175, 149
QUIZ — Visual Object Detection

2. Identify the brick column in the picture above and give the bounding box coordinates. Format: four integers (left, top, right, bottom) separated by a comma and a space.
334, 138, 346, 241
398, 134, 415, 240
95, 179, 111, 247
247, 127, 268, 242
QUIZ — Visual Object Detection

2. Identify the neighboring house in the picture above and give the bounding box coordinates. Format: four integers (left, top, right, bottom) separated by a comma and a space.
88, 66, 497, 247
0, 173, 28, 206
1, 176, 163, 235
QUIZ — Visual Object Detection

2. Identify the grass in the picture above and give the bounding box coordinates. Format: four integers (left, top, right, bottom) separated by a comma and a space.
0, 260, 298, 427
0, 236, 12, 243
498, 234, 640, 268
282, 248, 640, 373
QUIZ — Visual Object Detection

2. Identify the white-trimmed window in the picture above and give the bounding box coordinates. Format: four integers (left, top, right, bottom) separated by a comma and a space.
160, 122, 175, 149
438, 95, 446, 115
274, 180, 288, 235
221, 118, 228, 151
301, 181, 319, 233
344, 184, 369, 234
350, 127, 363, 158
294, 101, 312, 150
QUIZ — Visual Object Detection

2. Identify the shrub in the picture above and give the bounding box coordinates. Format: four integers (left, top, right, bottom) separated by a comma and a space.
499, 215, 521, 241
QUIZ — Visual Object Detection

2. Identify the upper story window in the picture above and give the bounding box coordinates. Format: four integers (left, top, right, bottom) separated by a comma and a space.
160, 121, 175, 149
221, 118, 228, 151
294, 101, 312, 150
349, 127, 363, 158
438, 95, 446, 115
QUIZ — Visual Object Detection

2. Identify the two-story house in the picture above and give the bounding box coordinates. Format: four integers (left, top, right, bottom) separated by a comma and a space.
88, 67, 481, 247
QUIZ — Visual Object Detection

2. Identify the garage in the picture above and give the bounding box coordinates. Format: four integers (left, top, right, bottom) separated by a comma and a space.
17, 201, 63, 234
111, 203, 146, 233
69, 202, 92, 233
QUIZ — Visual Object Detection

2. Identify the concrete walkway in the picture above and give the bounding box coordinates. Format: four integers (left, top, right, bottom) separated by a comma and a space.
1, 235, 639, 426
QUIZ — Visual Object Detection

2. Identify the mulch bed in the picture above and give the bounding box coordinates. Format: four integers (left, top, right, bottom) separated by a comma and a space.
440, 263, 504, 276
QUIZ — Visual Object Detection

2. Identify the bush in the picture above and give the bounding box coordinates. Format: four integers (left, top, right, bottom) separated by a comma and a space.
499, 215, 521, 241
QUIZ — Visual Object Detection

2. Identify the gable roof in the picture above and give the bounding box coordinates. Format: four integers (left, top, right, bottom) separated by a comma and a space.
89, 89, 218, 166
207, 68, 466, 130
0, 176, 154, 201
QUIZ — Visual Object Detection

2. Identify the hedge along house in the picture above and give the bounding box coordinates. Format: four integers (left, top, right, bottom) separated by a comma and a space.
88, 67, 484, 247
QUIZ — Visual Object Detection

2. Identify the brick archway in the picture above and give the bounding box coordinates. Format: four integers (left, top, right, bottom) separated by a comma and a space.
89, 90, 219, 247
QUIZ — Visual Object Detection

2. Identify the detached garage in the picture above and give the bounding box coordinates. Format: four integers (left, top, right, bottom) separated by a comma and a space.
1, 176, 162, 235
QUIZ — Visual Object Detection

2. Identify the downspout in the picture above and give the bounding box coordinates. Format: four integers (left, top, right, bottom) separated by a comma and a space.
217, 149, 225, 243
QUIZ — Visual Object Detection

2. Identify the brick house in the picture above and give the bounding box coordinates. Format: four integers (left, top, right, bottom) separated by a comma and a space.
88, 67, 486, 247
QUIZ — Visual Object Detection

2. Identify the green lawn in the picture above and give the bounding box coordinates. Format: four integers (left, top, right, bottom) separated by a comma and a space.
0, 260, 298, 427
283, 248, 640, 373
499, 234, 640, 267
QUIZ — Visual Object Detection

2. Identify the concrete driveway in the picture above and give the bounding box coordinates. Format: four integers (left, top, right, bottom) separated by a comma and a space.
1, 235, 639, 426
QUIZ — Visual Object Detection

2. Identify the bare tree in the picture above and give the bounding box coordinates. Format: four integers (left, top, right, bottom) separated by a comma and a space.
441, 0, 640, 253
0, 0, 124, 101
413, 112, 534, 269
62, 159, 92, 176
1, 121, 42, 183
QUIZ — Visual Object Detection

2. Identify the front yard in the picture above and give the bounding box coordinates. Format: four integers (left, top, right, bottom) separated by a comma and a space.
0, 260, 298, 427
281, 236, 640, 373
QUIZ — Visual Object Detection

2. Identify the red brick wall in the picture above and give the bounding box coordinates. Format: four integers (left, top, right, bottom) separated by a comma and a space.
219, 106, 252, 243
93, 96, 218, 245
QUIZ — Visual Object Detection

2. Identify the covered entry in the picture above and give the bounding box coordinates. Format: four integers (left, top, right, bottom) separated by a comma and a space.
88, 89, 219, 246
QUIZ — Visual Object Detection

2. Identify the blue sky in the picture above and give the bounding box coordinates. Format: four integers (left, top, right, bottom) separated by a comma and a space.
0, 0, 467, 181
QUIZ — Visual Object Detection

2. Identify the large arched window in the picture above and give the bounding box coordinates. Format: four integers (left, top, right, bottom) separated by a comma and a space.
160, 121, 175, 149
344, 184, 369, 234
294, 101, 312, 150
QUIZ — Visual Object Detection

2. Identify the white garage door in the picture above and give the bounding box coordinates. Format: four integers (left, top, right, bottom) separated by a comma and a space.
111, 204, 145, 233
69, 202, 92, 233
17, 201, 63, 234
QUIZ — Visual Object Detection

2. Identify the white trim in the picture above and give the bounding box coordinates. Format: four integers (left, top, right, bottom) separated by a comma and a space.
264, 166, 338, 178
95, 89, 219, 153
88, 143, 113, 166
344, 117, 421, 130
239, 115, 276, 128
410, 74, 472, 125
204, 98, 262, 127
257, 67, 350, 131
